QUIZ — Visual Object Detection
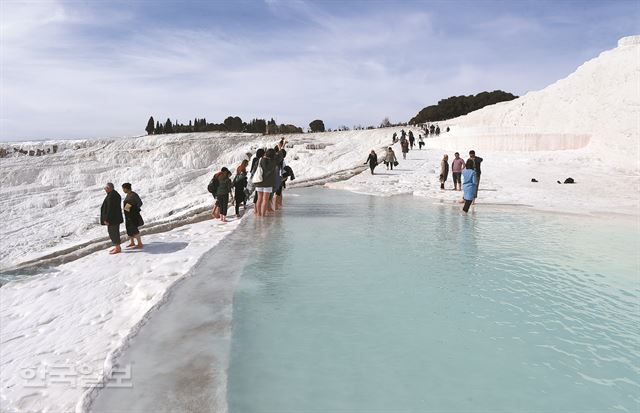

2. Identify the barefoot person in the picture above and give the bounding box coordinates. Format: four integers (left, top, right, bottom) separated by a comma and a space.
462, 159, 478, 213
254, 141, 286, 217
451, 152, 465, 191
468, 150, 483, 201
234, 160, 249, 218
122, 183, 144, 249
384, 147, 397, 170
365, 150, 378, 174
401, 139, 409, 159
439, 154, 449, 190
100, 182, 123, 254
216, 168, 233, 222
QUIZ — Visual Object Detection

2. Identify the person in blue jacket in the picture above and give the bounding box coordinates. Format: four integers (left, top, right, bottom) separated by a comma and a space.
462, 159, 478, 213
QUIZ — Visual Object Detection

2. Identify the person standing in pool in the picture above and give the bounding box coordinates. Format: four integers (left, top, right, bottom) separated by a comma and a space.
467, 150, 483, 200
384, 147, 397, 170
100, 182, 123, 255
274, 149, 287, 211
122, 182, 144, 249
234, 160, 249, 217
408, 131, 415, 149
254, 141, 286, 216
462, 159, 478, 213
451, 152, 465, 191
216, 168, 233, 222
439, 154, 449, 190
365, 150, 378, 174
400, 139, 409, 159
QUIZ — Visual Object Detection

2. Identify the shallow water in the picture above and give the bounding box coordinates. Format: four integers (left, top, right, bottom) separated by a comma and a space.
227, 188, 639, 412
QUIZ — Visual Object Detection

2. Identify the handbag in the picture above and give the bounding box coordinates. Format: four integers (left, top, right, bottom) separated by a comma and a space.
252, 162, 263, 183
394, 161, 399, 167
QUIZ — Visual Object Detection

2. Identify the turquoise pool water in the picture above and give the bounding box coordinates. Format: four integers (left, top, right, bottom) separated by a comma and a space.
227, 188, 639, 412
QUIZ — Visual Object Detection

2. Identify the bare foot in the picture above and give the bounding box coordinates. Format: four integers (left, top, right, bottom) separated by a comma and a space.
126, 244, 136, 249
135, 244, 143, 249
109, 247, 121, 255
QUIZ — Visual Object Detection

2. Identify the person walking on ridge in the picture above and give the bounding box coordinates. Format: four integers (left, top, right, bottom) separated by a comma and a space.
401, 139, 409, 160
384, 147, 397, 170
100, 182, 124, 254
122, 183, 144, 249
365, 150, 378, 174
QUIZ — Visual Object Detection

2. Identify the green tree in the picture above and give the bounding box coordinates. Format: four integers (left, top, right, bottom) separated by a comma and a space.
145, 116, 155, 135
309, 119, 325, 133
164, 118, 174, 134
409, 90, 517, 124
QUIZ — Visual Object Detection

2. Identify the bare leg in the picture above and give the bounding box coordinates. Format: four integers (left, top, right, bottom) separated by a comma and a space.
256, 192, 263, 216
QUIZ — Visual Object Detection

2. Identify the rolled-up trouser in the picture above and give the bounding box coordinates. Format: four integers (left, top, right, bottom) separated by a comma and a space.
475, 173, 481, 198
218, 194, 229, 216
107, 225, 121, 245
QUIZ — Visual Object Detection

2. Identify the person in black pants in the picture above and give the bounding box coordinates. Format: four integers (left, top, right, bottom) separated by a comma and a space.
468, 150, 483, 200
215, 169, 233, 222
234, 168, 248, 217
100, 182, 123, 254
365, 150, 378, 174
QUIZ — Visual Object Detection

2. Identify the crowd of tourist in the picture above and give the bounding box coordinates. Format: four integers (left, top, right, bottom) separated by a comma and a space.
99, 130, 483, 255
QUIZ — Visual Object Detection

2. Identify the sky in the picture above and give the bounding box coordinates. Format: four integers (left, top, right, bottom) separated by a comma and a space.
1, 0, 638, 141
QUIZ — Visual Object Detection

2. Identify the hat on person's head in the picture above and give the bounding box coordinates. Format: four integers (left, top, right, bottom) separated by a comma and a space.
105, 182, 114, 190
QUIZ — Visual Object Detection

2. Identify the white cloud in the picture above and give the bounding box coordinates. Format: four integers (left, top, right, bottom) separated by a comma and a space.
0, 0, 612, 140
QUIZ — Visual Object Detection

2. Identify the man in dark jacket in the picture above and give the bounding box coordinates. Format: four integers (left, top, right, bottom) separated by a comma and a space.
101, 182, 124, 254
468, 150, 484, 200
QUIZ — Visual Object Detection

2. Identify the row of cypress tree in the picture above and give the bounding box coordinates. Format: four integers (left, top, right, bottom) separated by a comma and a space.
145, 116, 328, 135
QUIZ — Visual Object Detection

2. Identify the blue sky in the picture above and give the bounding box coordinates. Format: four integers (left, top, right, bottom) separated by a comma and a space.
1, 0, 638, 140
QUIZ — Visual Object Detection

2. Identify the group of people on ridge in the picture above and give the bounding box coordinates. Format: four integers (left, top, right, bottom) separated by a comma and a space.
100, 182, 144, 254
210, 138, 294, 220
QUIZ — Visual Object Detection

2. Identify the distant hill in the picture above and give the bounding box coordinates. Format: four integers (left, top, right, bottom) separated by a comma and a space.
409, 90, 517, 124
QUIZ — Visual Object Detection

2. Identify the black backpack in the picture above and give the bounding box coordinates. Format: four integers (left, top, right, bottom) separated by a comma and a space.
207, 174, 220, 194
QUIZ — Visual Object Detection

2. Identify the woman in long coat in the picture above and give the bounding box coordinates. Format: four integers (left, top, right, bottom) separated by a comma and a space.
365, 150, 378, 174
384, 147, 397, 170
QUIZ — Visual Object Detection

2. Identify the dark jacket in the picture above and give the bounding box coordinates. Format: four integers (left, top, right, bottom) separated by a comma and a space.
366, 153, 378, 167
123, 191, 144, 227
255, 151, 285, 188
216, 175, 233, 197
468, 156, 483, 175
101, 190, 123, 225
